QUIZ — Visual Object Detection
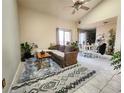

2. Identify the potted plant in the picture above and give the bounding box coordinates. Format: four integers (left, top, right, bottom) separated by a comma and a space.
107, 29, 115, 55
71, 41, 79, 51
21, 42, 33, 61
111, 51, 121, 70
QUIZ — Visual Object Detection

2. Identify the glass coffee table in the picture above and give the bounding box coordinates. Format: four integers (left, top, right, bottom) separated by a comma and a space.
36, 52, 51, 67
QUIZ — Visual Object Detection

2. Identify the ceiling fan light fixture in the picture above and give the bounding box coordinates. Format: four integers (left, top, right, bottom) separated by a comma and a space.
80, 0, 85, 1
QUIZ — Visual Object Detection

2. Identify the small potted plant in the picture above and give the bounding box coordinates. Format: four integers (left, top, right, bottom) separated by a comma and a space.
71, 41, 79, 51
21, 42, 33, 61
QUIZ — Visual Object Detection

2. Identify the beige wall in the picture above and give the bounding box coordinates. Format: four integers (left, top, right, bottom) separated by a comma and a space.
19, 7, 77, 49
2, 0, 20, 93
96, 22, 117, 46
78, 0, 121, 51
115, 16, 121, 52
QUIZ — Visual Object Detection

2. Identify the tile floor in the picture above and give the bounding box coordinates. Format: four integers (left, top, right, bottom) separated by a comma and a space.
74, 53, 121, 93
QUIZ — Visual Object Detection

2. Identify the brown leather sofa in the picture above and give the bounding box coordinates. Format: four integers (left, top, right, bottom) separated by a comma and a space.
48, 45, 78, 68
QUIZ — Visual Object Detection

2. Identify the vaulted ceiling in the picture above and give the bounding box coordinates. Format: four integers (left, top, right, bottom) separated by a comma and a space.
78, 17, 117, 29
18, 0, 103, 21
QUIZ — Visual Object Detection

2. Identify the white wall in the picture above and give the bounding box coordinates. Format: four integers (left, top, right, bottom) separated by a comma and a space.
19, 7, 77, 49
78, 0, 121, 51
2, 0, 20, 93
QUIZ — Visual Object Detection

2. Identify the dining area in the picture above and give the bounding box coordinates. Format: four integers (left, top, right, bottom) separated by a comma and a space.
78, 41, 108, 59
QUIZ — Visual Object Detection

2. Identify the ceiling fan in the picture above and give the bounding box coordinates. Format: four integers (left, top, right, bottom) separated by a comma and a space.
71, 0, 91, 14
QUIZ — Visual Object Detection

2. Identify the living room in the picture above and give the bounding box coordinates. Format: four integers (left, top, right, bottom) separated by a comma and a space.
2, 0, 121, 93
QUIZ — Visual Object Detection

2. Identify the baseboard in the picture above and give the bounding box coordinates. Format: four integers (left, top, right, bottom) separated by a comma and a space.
7, 62, 22, 93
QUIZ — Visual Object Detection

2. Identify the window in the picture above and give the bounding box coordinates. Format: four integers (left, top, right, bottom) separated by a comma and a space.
79, 32, 87, 45
56, 28, 71, 45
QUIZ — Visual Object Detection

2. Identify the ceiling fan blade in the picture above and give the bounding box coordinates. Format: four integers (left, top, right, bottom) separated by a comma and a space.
80, 5, 89, 10
72, 9, 76, 14
72, 0, 76, 3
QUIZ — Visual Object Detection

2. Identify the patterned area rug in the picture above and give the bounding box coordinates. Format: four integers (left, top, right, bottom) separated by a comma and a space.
11, 64, 96, 93
18, 59, 61, 83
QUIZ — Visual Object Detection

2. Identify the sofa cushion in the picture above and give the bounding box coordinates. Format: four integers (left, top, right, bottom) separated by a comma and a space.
64, 46, 72, 52
58, 45, 65, 52
52, 50, 64, 58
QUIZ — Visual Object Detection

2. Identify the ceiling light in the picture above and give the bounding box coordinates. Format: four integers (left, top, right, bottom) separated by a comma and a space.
80, 0, 85, 1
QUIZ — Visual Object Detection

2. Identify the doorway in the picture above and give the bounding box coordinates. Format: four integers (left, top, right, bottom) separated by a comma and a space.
78, 29, 96, 45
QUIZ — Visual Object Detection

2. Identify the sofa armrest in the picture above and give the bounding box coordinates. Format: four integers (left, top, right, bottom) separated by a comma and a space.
64, 51, 78, 66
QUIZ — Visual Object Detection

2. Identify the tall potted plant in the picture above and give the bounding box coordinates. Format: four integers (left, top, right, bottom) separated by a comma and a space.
21, 42, 33, 61
107, 29, 115, 55
111, 51, 121, 70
